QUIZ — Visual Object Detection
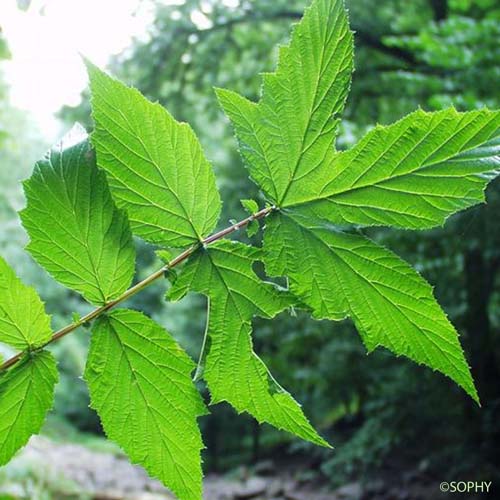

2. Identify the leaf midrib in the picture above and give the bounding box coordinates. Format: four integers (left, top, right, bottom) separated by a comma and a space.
294, 220, 473, 385
283, 132, 500, 210
277, 4, 351, 205
94, 92, 203, 242
107, 319, 198, 499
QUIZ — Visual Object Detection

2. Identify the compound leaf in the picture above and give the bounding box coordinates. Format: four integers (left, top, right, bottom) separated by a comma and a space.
21, 127, 135, 306
0, 256, 52, 350
168, 240, 329, 447
264, 213, 478, 402
87, 61, 222, 247
85, 309, 207, 500
0, 351, 58, 465
217, 0, 353, 205
286, 108, 500, 230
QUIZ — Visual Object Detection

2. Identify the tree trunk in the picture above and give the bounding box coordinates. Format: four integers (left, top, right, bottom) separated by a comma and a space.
429, 0, 448, 21
463, 245, 500, 463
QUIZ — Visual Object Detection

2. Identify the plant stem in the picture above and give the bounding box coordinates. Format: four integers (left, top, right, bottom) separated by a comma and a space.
0, 205, 275, 373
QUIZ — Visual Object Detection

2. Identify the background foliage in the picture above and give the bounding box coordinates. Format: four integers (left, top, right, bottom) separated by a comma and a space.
1, 0, 499, 495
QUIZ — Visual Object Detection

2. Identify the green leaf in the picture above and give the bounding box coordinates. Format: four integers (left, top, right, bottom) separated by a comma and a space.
156, 249, 174, 264
87, 61, 222, 247
0, 351, 58, 465
241, 199, 259, 214
155, 250, 179, 284
168, 240, 329, 447
84, 309, 207, 500
219, 0, 499, 231
0, 256, 52, 350
284, 108, 500, 230
241, 199, 260, 236
217, 0, 353, 205
217, 0, 496, 402
246, 220, 260, 238
21, 127, 136, 306
264, 213, 479, 403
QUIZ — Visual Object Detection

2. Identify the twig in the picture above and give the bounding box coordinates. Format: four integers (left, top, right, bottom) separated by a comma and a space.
0, 205, 275, 372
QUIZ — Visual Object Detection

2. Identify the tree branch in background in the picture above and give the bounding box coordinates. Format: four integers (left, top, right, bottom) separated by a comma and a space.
183, 10, 417, 65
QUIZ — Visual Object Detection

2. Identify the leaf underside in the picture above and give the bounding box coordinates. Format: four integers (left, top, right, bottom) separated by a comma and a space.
169, 240, 330, 447
21, 129, 136, 305
264, 213, 479, 402
285, 108, 500, 230
219, 0, 500, 402
216, 0, 354, 206
0, 256, 52, 350
87, 61, 222, 248
84, 309, 207, 500
0, 351, 58, 465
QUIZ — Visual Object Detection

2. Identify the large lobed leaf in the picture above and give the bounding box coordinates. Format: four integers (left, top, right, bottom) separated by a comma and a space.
218, 0, 500, 401
87, 61, 222, 248
85, 309, 207, 500
286, 108, 500, 230
0, 351, 58, 465
0, 256, 52, 350
217, 0, 353, 205
219, 0, 499, 231
169, 240, 329, 447
265, 213, 479, 402
21, 128, 136, 305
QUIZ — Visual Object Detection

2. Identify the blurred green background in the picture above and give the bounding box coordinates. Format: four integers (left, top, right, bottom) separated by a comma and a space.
1, 0, 499, 498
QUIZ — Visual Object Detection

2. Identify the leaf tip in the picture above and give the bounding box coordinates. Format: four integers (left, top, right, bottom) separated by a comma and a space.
82, 55, 98, 76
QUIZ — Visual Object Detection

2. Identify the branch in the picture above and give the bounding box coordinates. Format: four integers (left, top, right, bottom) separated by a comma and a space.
486, 254, 500, 295
0, 206, 275, 373
184, 10, 417, 65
